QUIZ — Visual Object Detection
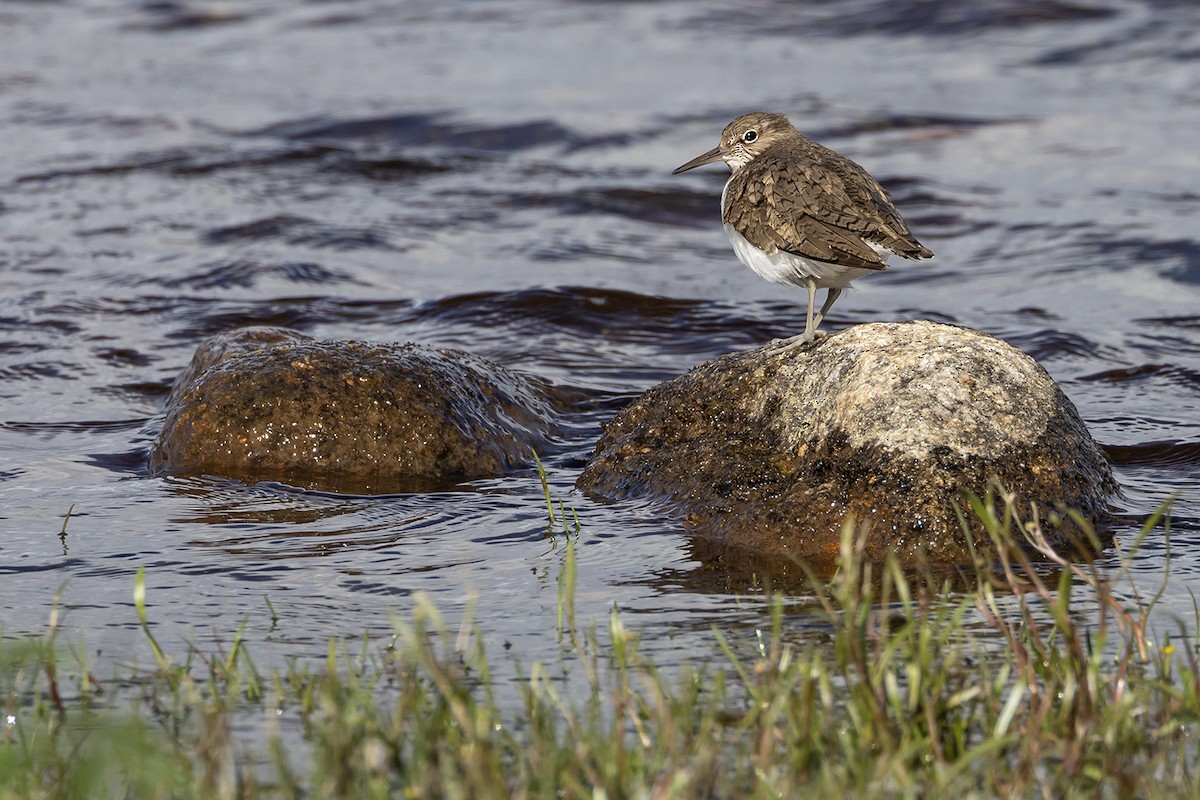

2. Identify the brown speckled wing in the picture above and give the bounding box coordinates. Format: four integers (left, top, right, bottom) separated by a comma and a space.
723, 138, 932, 267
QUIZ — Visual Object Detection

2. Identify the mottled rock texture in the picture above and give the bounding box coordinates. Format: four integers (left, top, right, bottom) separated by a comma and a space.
151, 327, 555, 493
578, 321, 1116, 567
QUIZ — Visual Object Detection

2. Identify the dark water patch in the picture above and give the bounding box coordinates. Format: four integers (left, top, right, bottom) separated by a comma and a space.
812, 114, 1030, 142
78, 225, 131, 238
887, 310, 960, 328
107, 380, 175, 400
565, 131, 636, 154
93, 347, 159, 368
191, 523, 421, 559
121, 1, 255, 32
132, 259, 362, 291
166, 480, 366, 521
253, 114, 581, 154
202, 216, 399, 252
157, 296, 420, 343
466, 523, 562, 547
161, 301, 326, 341
72, 558, 184, 583
1073, 236, 1200, 284
85, 448, 154, 476
33, 296, 190, 324
396, 287, 926, 374
0, 339, 50, 356
0, 361, 80, 383
165, 483, 523, 559
0, 73, 40, 95
881, 185, 976, 210
1079, 363, 1200, 391
77, 225, 139, 241
0, 248, 66, 271
1132, 316, 1200, 358
1029, 11, 1200, 66
251, 113, 440, 144
1105, 440, 1200, 471
1007, 328, 1106, 362
5, 103, 178, 137
640, 539, 828, 599
1144, 188, 1200, 203
0, 469, 25, 482
408, 286, 772, 349
0, 313, 82, 336
168, 466, 490, 505
686, 0, 1116, 38
631, 537, 1015, 604
174, 562, 266, 579
512, 186, 720, 229
203, 215, 319, 244
891, 210, 980, 240
1106, 503, 1199, 542
336, 577, 415, 598
252, 113, 633, 159
284, 10, 372, 30
525, 236, 657, 265
410, 286, 698, 331
1014, 307, 1064, 322
15, 143, 343, 184
1, 419, 150, 434
334, 154, 456, 181
0, 558, 90, 577
871, 262, 965, 287
1004, 220, 1100, 244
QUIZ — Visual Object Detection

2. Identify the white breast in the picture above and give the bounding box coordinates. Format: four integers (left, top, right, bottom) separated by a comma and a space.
723, 224, 874, 289
720, 177, 881, 290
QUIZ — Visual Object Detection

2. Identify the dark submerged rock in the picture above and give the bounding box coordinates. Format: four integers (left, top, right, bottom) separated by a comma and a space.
151, 327, 556, 493
578, 321, 1116, 568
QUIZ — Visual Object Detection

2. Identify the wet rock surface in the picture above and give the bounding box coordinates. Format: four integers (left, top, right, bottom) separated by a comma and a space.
578, 321, 1117, 567
151, 327, 557, 493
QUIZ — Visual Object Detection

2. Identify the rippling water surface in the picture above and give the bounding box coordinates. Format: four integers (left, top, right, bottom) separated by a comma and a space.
2, 0, 1198, 695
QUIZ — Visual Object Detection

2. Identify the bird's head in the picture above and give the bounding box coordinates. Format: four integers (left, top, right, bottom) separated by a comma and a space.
672, 112, 796, 174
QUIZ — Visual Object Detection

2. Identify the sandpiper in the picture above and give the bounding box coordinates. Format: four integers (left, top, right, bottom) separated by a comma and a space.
673, 111, 932, 349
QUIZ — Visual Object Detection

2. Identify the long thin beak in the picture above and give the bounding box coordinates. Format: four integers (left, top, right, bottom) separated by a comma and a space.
672, 146, 725, 175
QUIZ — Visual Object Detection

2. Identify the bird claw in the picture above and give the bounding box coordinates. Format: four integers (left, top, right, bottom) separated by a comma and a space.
770, 331, 821, 352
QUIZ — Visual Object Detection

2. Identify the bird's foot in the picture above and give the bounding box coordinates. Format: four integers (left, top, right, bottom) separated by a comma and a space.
770, 330, 822, 353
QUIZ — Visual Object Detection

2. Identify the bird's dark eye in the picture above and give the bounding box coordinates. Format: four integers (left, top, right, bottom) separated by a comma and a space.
743, 130, 758, 143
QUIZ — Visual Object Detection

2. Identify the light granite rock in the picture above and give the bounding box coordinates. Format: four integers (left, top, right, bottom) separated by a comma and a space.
578, 321, 1116, 567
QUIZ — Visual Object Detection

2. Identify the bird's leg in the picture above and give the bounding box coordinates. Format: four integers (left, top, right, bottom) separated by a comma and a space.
772, 278, 819, 352
803, 277, 817, 339
812, 287, 842, 329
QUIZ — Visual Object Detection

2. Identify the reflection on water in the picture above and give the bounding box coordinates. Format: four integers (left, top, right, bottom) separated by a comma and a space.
0, 0, 1197, 685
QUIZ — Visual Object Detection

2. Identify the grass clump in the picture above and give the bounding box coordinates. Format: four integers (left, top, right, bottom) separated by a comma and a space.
2, 496, 1197, 798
